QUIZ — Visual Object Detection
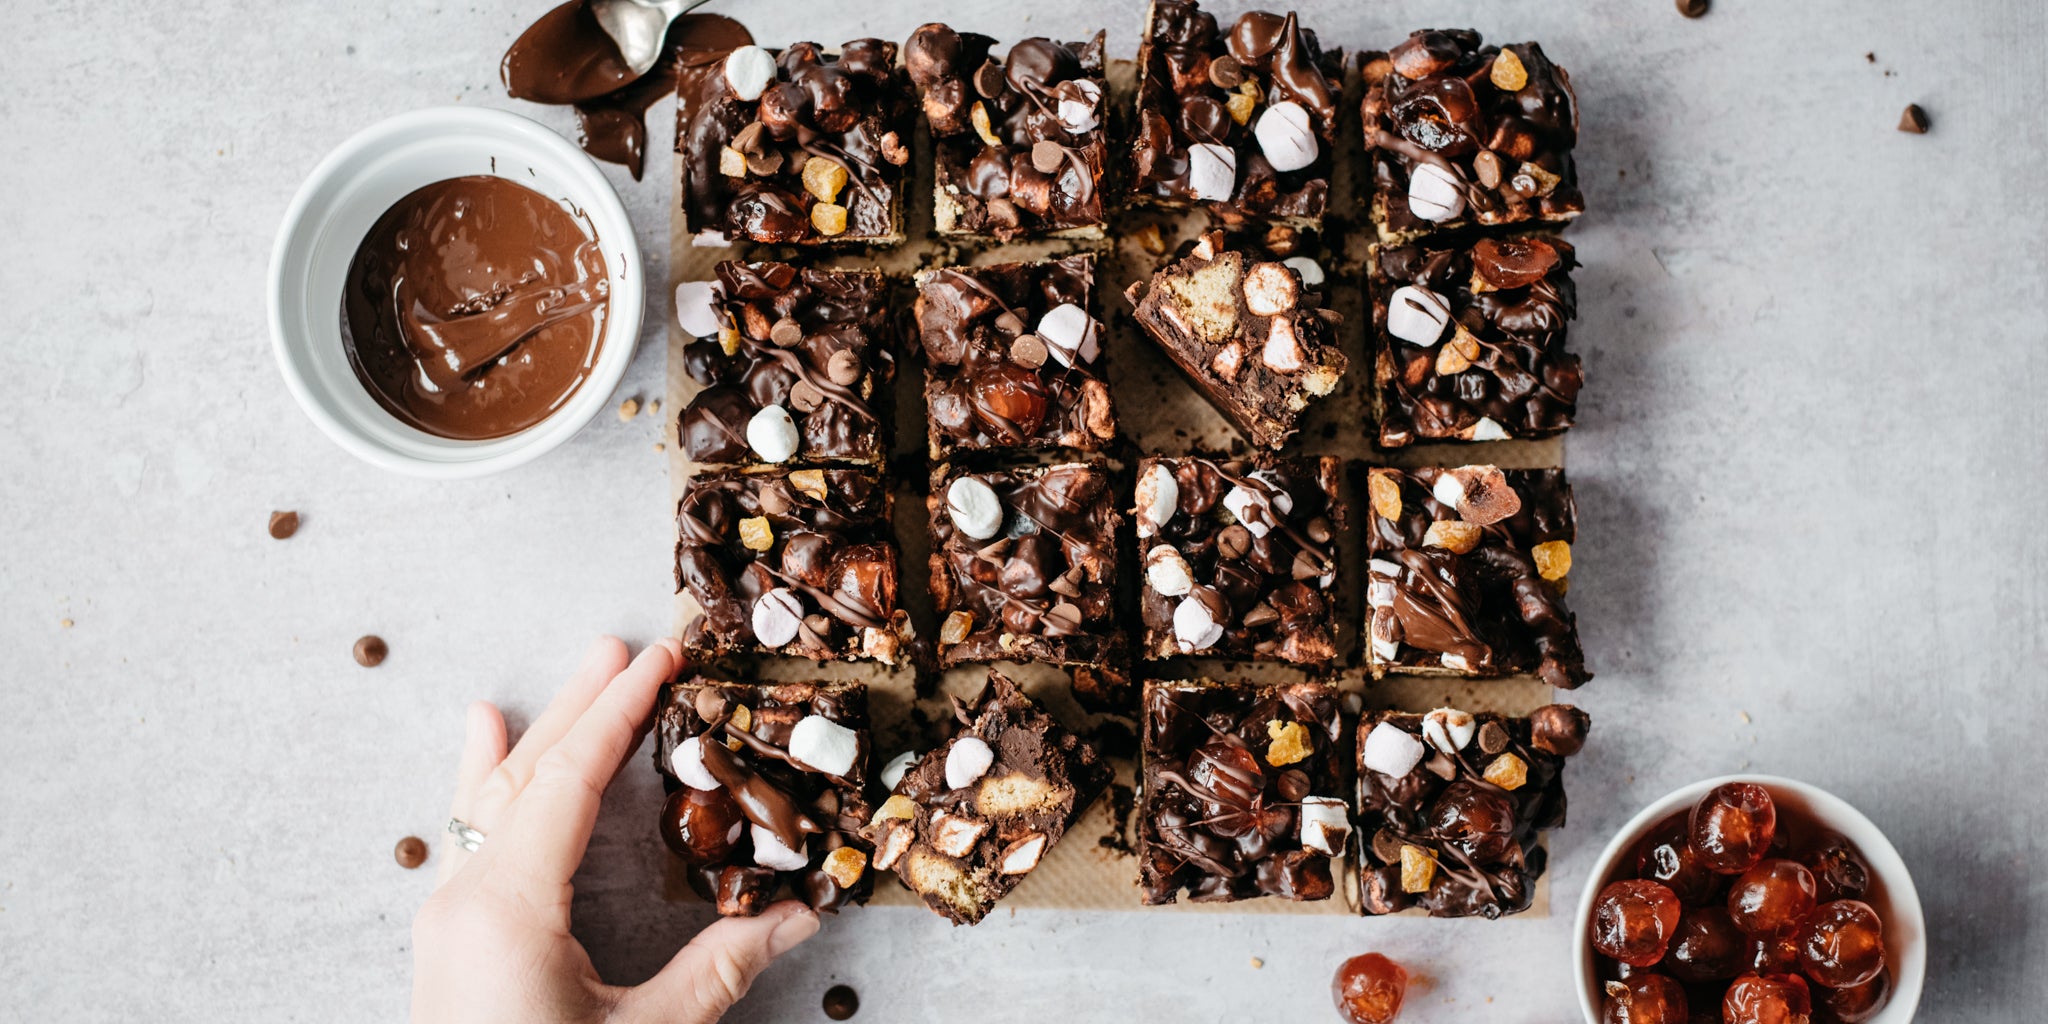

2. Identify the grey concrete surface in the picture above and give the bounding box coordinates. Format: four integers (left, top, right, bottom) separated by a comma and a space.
3, 0, 2044, 1020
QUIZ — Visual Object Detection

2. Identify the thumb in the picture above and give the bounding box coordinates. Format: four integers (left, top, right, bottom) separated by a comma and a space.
617, 900, 820, 1024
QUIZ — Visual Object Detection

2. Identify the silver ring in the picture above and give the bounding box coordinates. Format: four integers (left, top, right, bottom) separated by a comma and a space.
447, 817, 486, 852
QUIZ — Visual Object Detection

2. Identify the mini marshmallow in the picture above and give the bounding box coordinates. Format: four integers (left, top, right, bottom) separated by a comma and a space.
1222, 485, 1271, 538
1470, 417, 1508, 441
999, 833, 1047, 874
746, 405, 800, 463
1262, 319, 1305, 373
946, 476, 1004, 540
788, 715, 860, 777
1253, 100, 1319, 172
1371, 634, 1401, 663
1422, 707, 1477, 754
674, 280, 722, 338
1367, 577, 1396, 609
750, 822, 810, 871
1431, 473, 1467, 510
1362, 721, 1427, 778
1299, 796, 1351, 856
1439, 653, 1471, 672
945, 736, 995, 790
1173, 594, 1225, 651
724, 45, 778, 102
1145, 545, 1194, 597
1407, 162, 1466, 222
1386, 285, 1452, 346
879, 750, 918, 791
1282, 256, 1325, 288
1187, 142, 1237, 201
1369, 558, 1403, 578
1057, 79, 1101, 134
669, 735, 723, 791
691, 229, 731, 247
1135, 463, 1179, 537
1036, 303, 1100, 367
751, 588, 804, 647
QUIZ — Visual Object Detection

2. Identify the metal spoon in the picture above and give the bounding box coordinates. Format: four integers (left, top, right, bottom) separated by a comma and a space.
591, 0, 717, 78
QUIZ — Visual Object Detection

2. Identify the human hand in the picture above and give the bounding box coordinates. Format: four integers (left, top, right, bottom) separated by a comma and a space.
411, 636, 821, 1024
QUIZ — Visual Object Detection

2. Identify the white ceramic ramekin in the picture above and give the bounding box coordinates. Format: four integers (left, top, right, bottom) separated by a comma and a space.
1573, 774, 1925, 1023
268, 106, 643, 478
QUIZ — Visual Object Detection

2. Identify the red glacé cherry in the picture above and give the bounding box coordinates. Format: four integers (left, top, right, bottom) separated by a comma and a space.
1798, 899, 1886, 988
1633, 813, 1720, 904
1819, 966, 1892, 1023
1690, 782, 1777, 874
1726, 858, 1818, 937
1332, 952, 1407, 1024
1723, 972, 1812, 1024
1662, 905, 1747, 982
660, 786, 745, 864
1601, 972, 1687, 1024
970, 361, 1050, 441
1591, 880, 1683, 967
1748, 932, 1801, 975
1802, 831, 1871, 903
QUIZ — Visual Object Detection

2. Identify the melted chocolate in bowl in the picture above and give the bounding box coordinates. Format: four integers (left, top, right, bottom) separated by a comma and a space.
342, 175, 609, 441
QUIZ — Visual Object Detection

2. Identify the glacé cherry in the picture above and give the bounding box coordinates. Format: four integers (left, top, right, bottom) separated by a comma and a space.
1797, 899, 1886, 988
1689, 783, 1777, 874
1332, 952, 1407, 1024
1591, 879, 1683, 967
1723, 972, 1812, 1024
1726, 858, 1818, 937
1600, 972, 1687, 1024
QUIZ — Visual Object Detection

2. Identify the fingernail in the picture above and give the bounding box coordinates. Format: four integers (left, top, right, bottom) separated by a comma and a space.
768, 905, 819, 955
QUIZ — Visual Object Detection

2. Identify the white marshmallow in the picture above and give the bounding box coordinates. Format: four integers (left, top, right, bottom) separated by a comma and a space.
1407, 162, 1466, 222
878, 750, 918, 792
1057, 79, 1101, 134
1371, 634, 1401, 663
1145, 545, 1194, 597
1187, 142, 1237, 201
691, 229, 731, 247
945, 736, 995, 790
1386, 285, 1452, 346
999, 833, 1048, 874
1470, 417, 1508, 441
1299, 796, 1351, 856
746, 405, 800, 463
787, 715, 860, 777
669, 735, 723, 791
945, 476, 1004, 540
1362, 721, 1427, 778
1367, 577, 1396, 609
1369, 558, 1403, 578
1173, 594, 1225, 651
751, 588, 804, 647
1262, 318, 1305, 373
1036, 302, 1100, 366
1430, 473, 1467, 510
1439, 653, 1471, 672
1222, 485, 1270, 538
750, 822, 810, 871
1250, 470, 1295, 515
1422, 707, 1477, 754
674, 280, 722, 338
1253, 101, 1319, 173
1282, 256, 1325, 288
723, 45, 778, 102
1135, 463, 1179, 537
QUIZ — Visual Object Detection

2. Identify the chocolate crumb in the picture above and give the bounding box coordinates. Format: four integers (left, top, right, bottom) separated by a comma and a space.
1898, 103, 1930, 134
394, 835, 428, 869
1676, 0, 1708, 16
1096, 782, 1138, 856
268, 510, 300, 540
822, 984, 859, 1020
354, 635, 388, 668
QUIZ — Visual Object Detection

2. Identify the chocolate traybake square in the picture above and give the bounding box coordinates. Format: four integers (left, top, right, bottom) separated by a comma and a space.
1371, 235, 1582, 447
903, 25, 1110, 239
677, 40, 913, 245
675, 467, 910, 664
674, 261, 894, 466
1364, 465, 1589, 688
654, 676, 876, 916
1125, 230, 1346, 450
862, 670, 1111, 925
1130, 0, 1343, 226
1138, 679, 1346, 904
1355, 704, 1589, 918
1133, 454, 1343, 666
916, 255, 1117, 457
1361, 30, 1584, 244
928, 461, 1124, 670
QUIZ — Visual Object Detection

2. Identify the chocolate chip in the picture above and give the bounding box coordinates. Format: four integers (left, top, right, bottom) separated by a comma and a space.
1371, 827, 1405, 864
1031, 140, 1066, 175
1047, 565, 1084, 597
826, 349, 863, 386
994, 311, 1025, 336
984, 196, 1021, 228
1676, 0, 1708, 16
1241, 604, 1279, 627
823, 985, 859, 1021
790, 379, 825, 413
770, 317, 803, 347
732, 120, 768, 155
394, 835, 428, 869
1217, 524, 1252, 559
353, 635, 387, 667
694, 688, 730, 722
1208, 53, 1244, 89
1477, 720, 1509, 755
1009, 333, 1048, 368
1044, 601, 1083, 633
1276, 768, 1310, 802
1473, 149, 1504, 189
1898, 103, 1929, 134
1305, 516, 1333, 544
973, 59, 1007, 99
267, 510, 299, 540
1290, 550, 1327, 581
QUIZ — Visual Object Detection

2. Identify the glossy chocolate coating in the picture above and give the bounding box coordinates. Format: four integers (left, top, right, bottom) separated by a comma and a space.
1373, 237, 1581, 446
1138, 679, 1342, 904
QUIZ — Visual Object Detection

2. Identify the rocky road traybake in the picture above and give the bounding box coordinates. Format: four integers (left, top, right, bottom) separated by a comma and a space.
1362, 29, 1583, 244
1371, 236, 1581, 447
1365, 465, 1588, 688
1126, 229, 1345, 449
675, 467, 910, 665
863, 670, 1111, 925
677, 39, 912, 245
1131, 0, 1343, 226
674, 261, 894, 466
903, 24, 1109, 239
655, 676, 875, 916
1134, 454, 1344, 666
1356, 704, 1588, 918
916, 256, 1116, 457
1139, 679, 1347, 904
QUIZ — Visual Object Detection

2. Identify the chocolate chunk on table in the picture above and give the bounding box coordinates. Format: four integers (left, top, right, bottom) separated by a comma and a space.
928, 461, 1124, 671
1364, 465, 1589, 688
654, 676, 876, 916
676, 39, 912, 245
1372, 236, 1581, 447
1134, 454, 1343, 666
1125, 230, 1346, 450
1362, 30, 1583, 244
1130, 0, 1343, 226
1138, 679, 1346, 904
916, 255, 1116, 457
1356, 705, 1588, 918
862, 670, 1110, 925
676, 261, 895, 466
675, 467, 910, 664
904, 25, 1109, 239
